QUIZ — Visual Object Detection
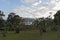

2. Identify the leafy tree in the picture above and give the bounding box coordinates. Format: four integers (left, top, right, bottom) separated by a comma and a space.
32, 18, 47, 35
53, 10, 60, 38
7, 12, 23, 33
0, 10, 5, 29
54, 10, 60, 25
7, 12, 15, 31
12, 15, 22, 33
32, 19, 39, 29
54, 10, 60, 31
0, 10, 7, 37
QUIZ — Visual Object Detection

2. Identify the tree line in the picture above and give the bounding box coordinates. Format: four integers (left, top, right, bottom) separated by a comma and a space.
33, 10, 60, 35
0, 10, 60, 36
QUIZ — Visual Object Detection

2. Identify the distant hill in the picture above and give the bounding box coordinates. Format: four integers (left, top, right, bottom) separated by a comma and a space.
23, 18, 35, 25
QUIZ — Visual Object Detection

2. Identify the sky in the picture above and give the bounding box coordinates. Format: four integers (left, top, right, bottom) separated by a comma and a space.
0, 0, 60, 19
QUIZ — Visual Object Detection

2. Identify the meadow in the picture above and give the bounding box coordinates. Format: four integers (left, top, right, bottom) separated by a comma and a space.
0, 30, 59, 40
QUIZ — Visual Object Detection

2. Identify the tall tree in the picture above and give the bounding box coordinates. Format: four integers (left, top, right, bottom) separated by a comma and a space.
54, 10, 60, 37
7, 12, 23, 33
0, 10, 5, 28
33, 18, 46, 35
12, 15, 22, 33
0, 10, 6, 37
7, 12, 15, 31
54, 10, 60, 31
54, 10, 60, 25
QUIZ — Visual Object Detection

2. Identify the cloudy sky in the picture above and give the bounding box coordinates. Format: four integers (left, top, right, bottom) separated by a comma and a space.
0, 0, 60, 19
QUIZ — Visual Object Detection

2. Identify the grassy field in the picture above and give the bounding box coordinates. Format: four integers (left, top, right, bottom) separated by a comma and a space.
0, 30, 60, 40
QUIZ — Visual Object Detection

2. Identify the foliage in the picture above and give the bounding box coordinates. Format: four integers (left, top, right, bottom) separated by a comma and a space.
54, 10, 60, 25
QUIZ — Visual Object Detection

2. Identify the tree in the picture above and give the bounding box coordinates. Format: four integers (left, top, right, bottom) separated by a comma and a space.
32, 19, 39, 29
54, 10, 60, 25
12, 15, 22, 33
54, 10, 60, 31
7, 12, 23, 33
0, 11, 5, 16
32, 18, 47, 35
0, 10, 7, 37
0, 10, 5, 29
7, 12, 15, 31
54, 10, 60, 37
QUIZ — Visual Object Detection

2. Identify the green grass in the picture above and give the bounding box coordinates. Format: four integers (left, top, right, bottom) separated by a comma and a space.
0, 30, 60, 40
0, 30, 40, 40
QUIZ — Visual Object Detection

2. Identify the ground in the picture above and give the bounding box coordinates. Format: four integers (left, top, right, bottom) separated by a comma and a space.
0, 30, 60, 40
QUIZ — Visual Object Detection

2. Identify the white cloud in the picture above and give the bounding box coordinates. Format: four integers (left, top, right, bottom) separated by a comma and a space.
33, 0, 42, 6
12, 5, 36, 18
53, 2, 60, 10
13, 0, 60, 18
21, 0, 39, 3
